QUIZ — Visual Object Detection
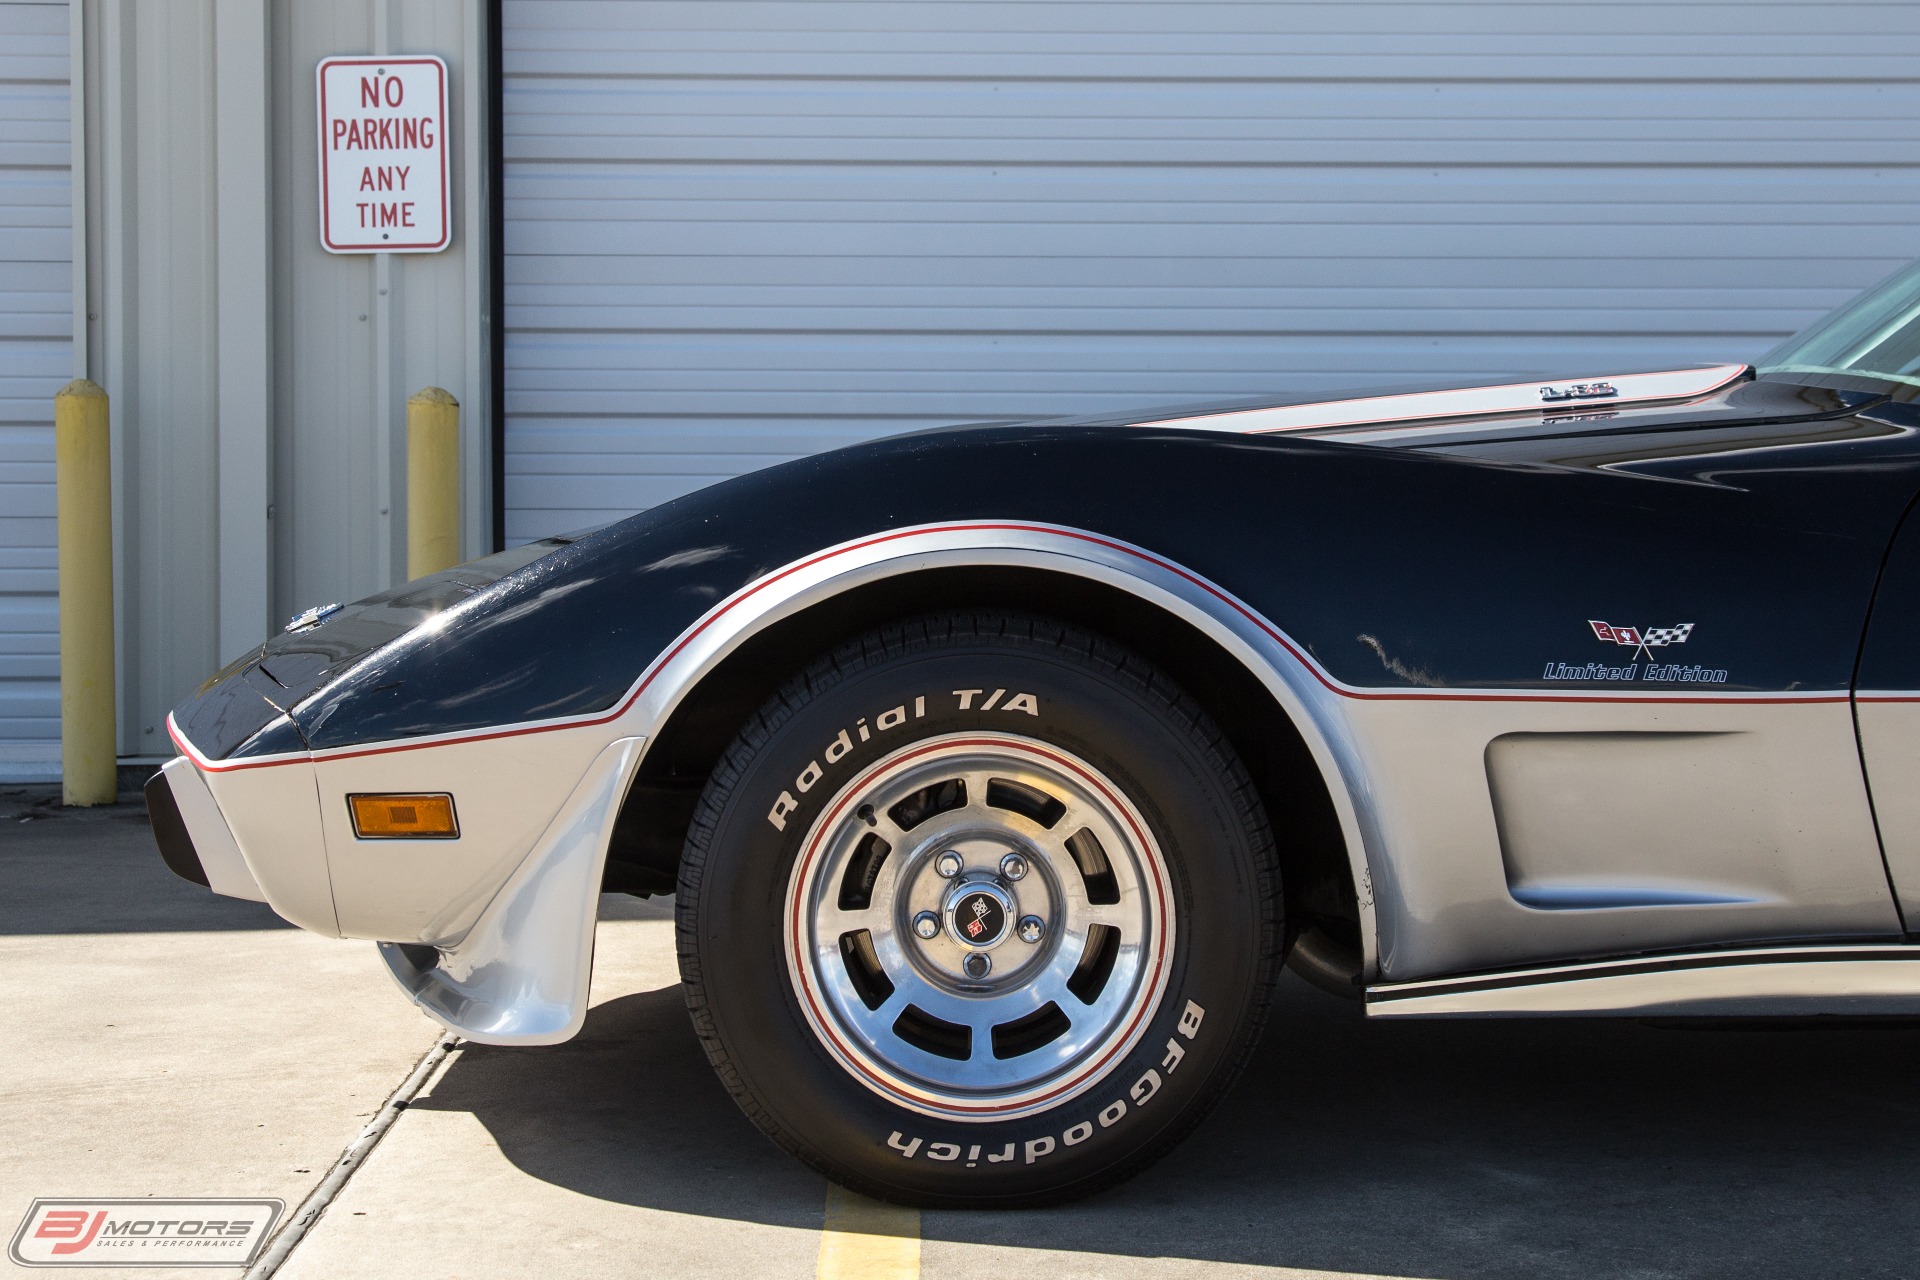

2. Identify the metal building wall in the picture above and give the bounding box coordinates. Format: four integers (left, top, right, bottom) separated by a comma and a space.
499, 0, 1920, 544
0, 1, 72, 778
47, 0, 491, 779
84, 0, 235, 772
267, 2, 493, 633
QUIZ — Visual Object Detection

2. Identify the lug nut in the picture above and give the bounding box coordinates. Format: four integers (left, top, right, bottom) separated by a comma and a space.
934, 851, 963, 879
912, 911, 941, 940
1017, 915, 1044, 944
999, 853, 1029, 881
962, 952, 992, 980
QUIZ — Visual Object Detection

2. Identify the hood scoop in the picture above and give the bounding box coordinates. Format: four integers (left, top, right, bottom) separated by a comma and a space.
1131, 365, 1749, 436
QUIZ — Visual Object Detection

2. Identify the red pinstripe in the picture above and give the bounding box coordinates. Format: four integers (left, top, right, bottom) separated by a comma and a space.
169, 521, 1856, 774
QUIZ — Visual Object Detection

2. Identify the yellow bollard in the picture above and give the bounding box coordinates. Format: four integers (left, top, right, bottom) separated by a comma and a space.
54, 379, 117, 806
406, 387, 460, 579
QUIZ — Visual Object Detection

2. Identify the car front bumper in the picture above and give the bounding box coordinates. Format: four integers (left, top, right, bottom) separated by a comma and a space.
145, 756, 268, 903
149, 716, 645, 1046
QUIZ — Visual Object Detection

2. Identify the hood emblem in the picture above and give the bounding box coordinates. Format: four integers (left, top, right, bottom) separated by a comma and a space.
1541, 381, 1618, 402
284, 603, 344, 633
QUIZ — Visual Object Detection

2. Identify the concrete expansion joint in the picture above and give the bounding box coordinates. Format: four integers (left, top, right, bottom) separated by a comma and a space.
241, 1034, 462, 1279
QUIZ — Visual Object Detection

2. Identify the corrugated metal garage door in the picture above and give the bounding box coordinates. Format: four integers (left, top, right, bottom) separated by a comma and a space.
501, 1, 1920, 544
0, 1, 68, 778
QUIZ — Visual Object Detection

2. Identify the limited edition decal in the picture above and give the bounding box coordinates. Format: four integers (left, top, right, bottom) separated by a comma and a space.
1542, 618, 1728, 684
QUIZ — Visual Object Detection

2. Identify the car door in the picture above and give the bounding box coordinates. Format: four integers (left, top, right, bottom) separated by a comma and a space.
1855, 491, 1920, 933
1329, 382, 1920, 977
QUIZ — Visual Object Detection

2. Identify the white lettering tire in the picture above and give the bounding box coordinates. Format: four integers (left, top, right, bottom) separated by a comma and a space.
675, 612, 1282, 1206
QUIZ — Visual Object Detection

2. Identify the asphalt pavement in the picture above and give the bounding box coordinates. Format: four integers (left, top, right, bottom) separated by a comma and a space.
6, 786, 1920, 1280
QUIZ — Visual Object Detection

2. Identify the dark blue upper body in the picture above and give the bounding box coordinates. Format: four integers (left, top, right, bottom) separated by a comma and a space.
174, 370, 1920, 759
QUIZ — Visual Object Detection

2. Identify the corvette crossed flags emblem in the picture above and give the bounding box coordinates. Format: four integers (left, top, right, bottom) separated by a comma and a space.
1590, 619, 1694, 661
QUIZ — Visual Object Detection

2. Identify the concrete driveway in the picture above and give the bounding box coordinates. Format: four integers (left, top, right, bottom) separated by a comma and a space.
6, 788, 1920, 1279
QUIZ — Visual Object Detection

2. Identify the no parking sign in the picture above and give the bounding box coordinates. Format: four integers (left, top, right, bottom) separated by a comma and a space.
316, 54, 450, 253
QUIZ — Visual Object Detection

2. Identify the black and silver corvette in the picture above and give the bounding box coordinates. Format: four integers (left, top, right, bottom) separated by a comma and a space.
149, 263, 1920, 1206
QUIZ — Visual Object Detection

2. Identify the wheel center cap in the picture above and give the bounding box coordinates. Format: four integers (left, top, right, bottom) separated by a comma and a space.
944, 880, 1012, 949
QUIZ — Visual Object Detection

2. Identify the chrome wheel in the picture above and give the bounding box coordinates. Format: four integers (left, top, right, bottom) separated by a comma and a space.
785, 732, 1174, 1121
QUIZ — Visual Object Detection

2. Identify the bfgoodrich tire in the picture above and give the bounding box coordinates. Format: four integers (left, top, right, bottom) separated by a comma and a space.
676, 612, 1281, 1206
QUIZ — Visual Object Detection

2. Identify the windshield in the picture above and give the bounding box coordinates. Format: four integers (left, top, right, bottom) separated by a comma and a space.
1760, 260, 1920, 388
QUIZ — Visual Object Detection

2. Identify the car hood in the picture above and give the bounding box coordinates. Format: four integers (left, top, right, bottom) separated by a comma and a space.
170, 537, 576, 760
931, 363, 1885, 453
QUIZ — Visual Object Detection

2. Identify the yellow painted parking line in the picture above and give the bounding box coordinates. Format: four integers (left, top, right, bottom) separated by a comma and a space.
818, 1182, 920, 1280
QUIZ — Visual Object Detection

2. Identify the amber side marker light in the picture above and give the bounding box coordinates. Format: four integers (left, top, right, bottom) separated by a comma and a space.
348, 793, 459, 839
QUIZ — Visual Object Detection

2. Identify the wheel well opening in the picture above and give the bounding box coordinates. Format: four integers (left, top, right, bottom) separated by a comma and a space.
602, 566, 1362, 977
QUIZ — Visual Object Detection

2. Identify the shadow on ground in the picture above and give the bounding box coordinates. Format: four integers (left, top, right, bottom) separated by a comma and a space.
415, 971, 1920, 1280
14, 784, 1918, 1276
0, 791, 289, 934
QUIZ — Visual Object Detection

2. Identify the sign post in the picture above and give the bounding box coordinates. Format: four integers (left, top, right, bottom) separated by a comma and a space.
315, 55, 450, 253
